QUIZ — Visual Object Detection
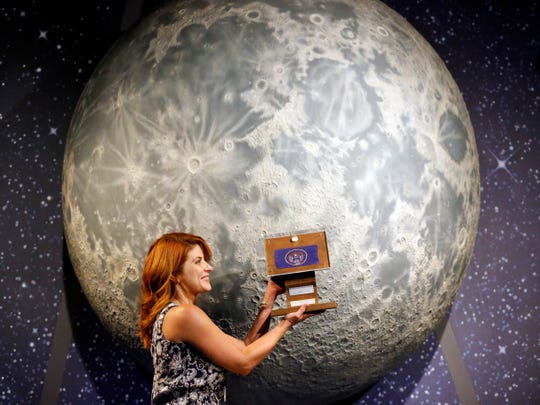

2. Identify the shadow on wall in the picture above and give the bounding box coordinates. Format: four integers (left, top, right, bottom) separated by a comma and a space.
62, 241, 153, 403
330, 323, 447, 404
226, 323, 444, 404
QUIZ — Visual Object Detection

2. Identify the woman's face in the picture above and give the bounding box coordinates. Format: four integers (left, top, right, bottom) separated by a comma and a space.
179, 245, 213, 296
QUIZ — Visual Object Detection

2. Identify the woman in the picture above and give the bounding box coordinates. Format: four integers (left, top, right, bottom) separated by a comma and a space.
139, 232, 315, 404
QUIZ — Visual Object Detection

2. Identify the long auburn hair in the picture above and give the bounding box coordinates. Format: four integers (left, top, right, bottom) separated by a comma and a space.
138, 232, 212, 348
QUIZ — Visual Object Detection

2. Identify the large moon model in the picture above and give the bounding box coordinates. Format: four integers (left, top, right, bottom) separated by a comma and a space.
62, 0, 480, 403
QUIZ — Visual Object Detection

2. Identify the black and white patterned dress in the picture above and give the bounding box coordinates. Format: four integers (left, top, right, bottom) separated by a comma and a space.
151, 302, 226, 404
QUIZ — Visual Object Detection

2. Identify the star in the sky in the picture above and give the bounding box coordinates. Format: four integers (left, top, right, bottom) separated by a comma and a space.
485, 147, 520, 183
49, 127, 57, 135
498, 345, 507, 355
38, 30, 48, 40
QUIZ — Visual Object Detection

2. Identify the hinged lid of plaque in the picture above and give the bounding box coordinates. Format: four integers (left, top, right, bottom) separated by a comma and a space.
264, 231, 330, 276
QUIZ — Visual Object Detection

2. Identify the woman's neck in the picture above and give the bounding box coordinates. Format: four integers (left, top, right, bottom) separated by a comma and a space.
174, 284, 197, 305
174, 296, 195, 305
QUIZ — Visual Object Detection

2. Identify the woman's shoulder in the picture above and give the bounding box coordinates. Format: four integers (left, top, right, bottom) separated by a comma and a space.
165, 303, 208, 326
162, 303, 209, 342
167, 302, 194, 314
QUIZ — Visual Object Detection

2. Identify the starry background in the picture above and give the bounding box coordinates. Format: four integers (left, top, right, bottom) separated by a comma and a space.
0, 0, 538, 404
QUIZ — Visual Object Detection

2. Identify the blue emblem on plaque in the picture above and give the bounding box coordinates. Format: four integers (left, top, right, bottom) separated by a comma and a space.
285, 249, 308, 266
275, 245, 320, 269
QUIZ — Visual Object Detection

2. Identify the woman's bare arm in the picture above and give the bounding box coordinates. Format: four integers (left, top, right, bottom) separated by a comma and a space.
163, 302, 309, 376
243, 279, 285, 345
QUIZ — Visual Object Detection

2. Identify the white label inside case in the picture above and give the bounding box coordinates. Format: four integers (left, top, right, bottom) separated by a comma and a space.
290, 298, 316, 306
289, 285, 315, 296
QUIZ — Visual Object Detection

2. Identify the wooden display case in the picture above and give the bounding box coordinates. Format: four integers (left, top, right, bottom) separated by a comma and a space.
264, 231, 337, 316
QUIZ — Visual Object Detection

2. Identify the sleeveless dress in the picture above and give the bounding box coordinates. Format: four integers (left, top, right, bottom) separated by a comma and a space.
151, 302, 226, 404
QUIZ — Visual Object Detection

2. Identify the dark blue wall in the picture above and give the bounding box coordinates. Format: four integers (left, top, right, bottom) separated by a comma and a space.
1, 1, 538, 404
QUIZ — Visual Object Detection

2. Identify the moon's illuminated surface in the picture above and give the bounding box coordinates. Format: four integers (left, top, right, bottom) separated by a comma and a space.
62, 0, 480, 403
